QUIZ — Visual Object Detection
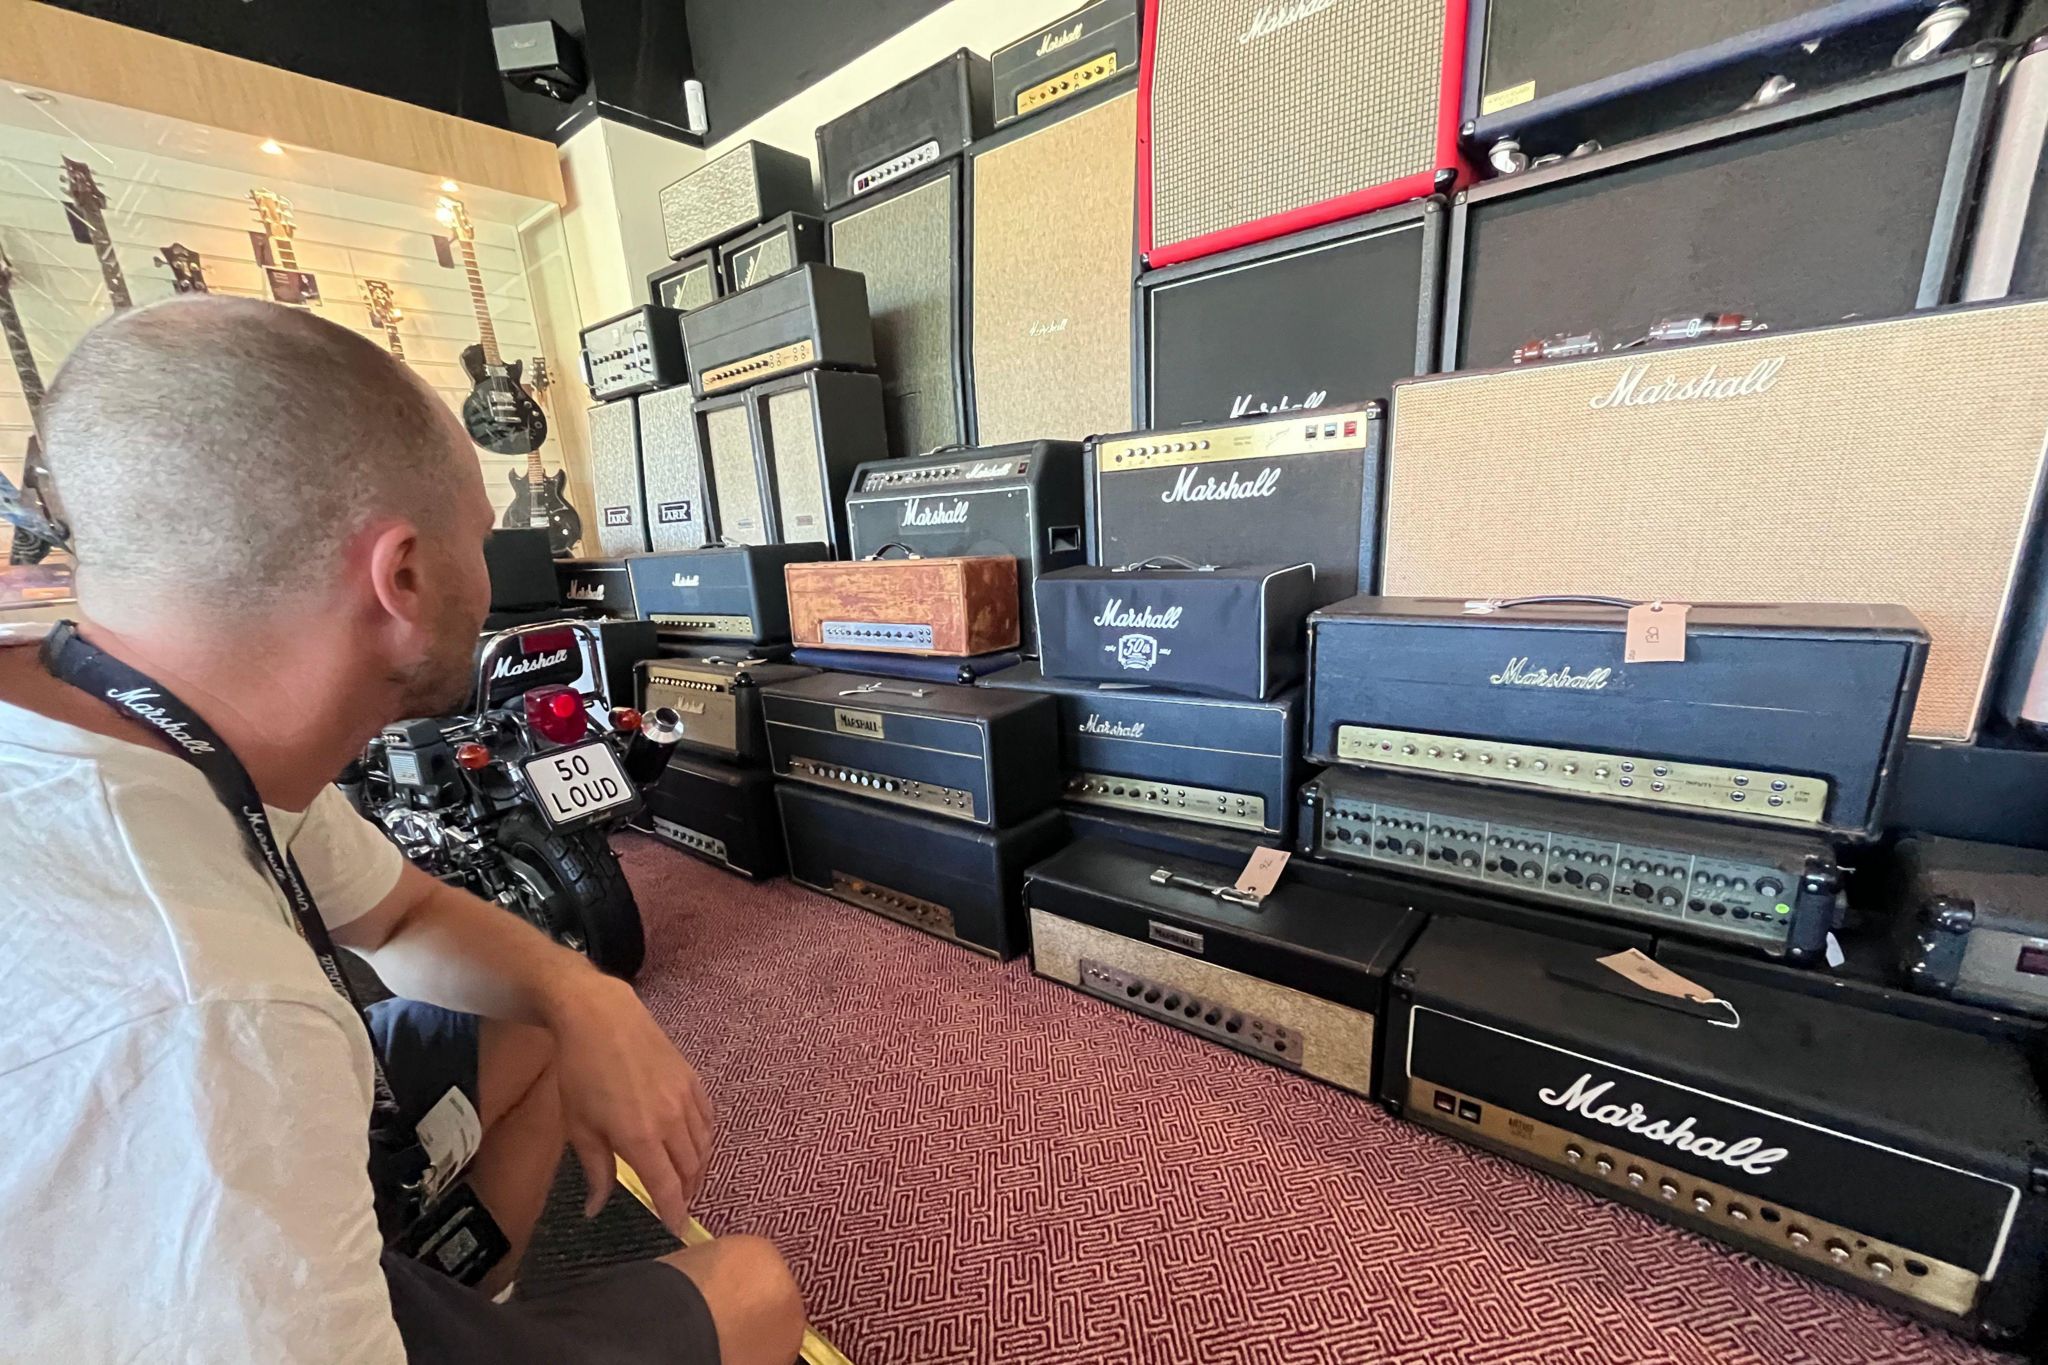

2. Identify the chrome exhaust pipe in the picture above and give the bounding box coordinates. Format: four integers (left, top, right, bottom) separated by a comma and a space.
623, 706, 686, 784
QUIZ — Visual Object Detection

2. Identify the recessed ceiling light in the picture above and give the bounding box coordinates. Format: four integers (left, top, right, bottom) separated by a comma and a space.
259, 139, 283, 155
440, 179, 459, 192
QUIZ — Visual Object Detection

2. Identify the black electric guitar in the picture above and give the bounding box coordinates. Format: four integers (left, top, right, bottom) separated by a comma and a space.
362, 279, 406, 360
437, 196, 547, 456
498, 358, 582, 555
0, 249, 55, 565
154, 242, 209, 294
60, 158, 133, 311
249, 190, 321, 306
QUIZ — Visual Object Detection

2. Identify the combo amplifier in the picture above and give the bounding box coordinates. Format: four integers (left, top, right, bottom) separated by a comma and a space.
637, 656, 817, 766
1136, 202, 1442, 427
553, 557, 635, 617
633, 753, 785, 880
718, 212, 827, 293
1037, 562, 1317, 700
967, 77, 1138, 444
1386, 915, 2048, 1339
778, 782, 1067, 958
636, 385, 713, 553
845, 441, 1086, 655
992, 0, 1141, 126
817, 49, 992, 210
1139, 0, 1468, 267
694, 369, 888, 553
1892, 836, 2048, 1017
1300, 766, 1841, 962
1025, 840, 1426, 1097
579, 306, 687, 402
1443, 48, 2000, 370
1305, 598, 1926, 835
1965, 35, 2048, 304
1385, 301, 2048, 744
784, 552, 1021, 657
485, 528, 558, 611
658, 140, 818, 260
761, 670, 1061, 828
584, 398, 649, 557
979, 662, 1300, 840
682, 263, 876, 399
624, 543, 830, 644
649, 250, 721, 313
1088, 404, 1384, 609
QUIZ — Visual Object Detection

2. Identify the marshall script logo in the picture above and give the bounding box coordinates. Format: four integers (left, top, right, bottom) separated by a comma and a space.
902, 497, 971, 529
1036, 21, 1082, 55
1162, 465, 1280, 504
1229, 389, 1327, 419
1028, 318, 1070, 337
491, 648, 571, 682
106, 687, 216, 755
670, 573, 700, 589
1489, 657, 1612, 691
1589, 358, 1784, 411
1080, 713, 1145, 738
1239, 0, 1343, 43
1095, 600, 1182, 630
565, 580, 607, 602
1539, 1073, 1789, 1177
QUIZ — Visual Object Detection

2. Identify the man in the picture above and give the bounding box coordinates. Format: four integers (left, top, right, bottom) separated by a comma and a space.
0, 296, 804, 1364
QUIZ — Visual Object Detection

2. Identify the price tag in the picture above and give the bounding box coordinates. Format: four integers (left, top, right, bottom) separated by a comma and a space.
1595, 948, 1714, 1004
1625, 601, 1689, 663
1235, 847, 1291, 899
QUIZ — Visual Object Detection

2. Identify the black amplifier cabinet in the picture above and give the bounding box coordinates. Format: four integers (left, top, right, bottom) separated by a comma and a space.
1891, 836, 2048, 1018
761, 671, 1060, 828
1386, 915, 2048, 1340
632, 753, 785, 880
717, 212, 828, 293
625, 543, 830, 644
979, 662, 1300, 840
992, 0, 1141, 126
1306, 598, 1927, 836
637, 657, 819, 766
1037, 563, 1316, 700
1087, 404, 1383, 609
683, 263, 876, 399
554, 557, 636, 617
817, 49, 993, 210
658, 141, 818, 260
485, 528, 558, 610
1300, 766, 1840, 962
846, 442, 1086, 654
649, 250, 721, 314
1024, 840, 1425, 1097
779, 782, 1066, 958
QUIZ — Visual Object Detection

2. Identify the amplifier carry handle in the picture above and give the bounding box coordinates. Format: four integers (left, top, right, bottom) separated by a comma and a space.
1113, 555, 1215, 573
863, 543, 924, 562
1464, 595, 1641, 614
836, 680, 932, 700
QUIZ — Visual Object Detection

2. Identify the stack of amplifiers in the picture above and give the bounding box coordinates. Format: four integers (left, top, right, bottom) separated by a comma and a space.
625, 543, 829, 645
553, 557, 635, 617
635, 753, 785, 879
718, 212, 827, 293
694, 369, 888, 553
1384, 301, 2048, 744
967, 76, 1139, 445
826, 163, 968, 458
845, 442, 1086, 654
636, 385, 713, 552
817, 49, 991, 210
979, 662, 1300, 841
638, 657, 817, 767
1443, 48, 2000, 369
1088, 403, 1384, 609
1306, 598, 1927, 834
682, 263, 876, 399
649, 250, 721, 314
1136, 203, 1442, 426
1387, 914, 2048, 1340
585, 397, 649, 556
658, 141, 819, 261
1025, 840, 1426, 1096
1138, 0, 1468, 266
580, 307, 688, 402
762, 670, 1061, 828
784, 554, 1020, 657
991, 0, 1141, 126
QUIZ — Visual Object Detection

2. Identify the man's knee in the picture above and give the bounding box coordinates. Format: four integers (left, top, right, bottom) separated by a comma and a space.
665, 1234, 805, 1365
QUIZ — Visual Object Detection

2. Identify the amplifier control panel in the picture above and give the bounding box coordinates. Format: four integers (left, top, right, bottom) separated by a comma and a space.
854, 139, 941, 199
700, 339, 817, 394
649, 613, 755, 638
650, 816, 729, 865
1094, 406, 1379, 472
860, 455, 1032, 490
1017, 53, 1120, 117
1079, 959, 1301, 1072
784, 754, 976, 820
580, 305, 688, 402
822, 621, 937, 650
831, 872, 963, 945
1066, 773, 1268, 833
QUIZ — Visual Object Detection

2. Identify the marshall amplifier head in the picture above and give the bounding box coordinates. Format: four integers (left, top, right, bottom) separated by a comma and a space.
1088, 403, 1384, 609
682, 262, 877, 398
485, 528, 559, 610
1038, 562, 1317, 700
1025, 839, 1425, 1096
717, 212, 827, 294
779, 782, 1068, 958
1891, 835, 2048, 1018
1139, 0, 1469, 267
648, 250, 721, 313
580, 306, 688, 402
968, 79, 1138, 445
1137, 202, 1441, 427
624, 543, 830, 643
1444, 48, 2000, 369
826, 164, 967, 458
636, 385, 713, 553
979, 662, 1301, 840
784, 552, 1021, 657
1387, 914, 2048, 1339
553, 556, 635, 617
846, 441, 1087, 655
585, 398, 649, 557
761, 669, 1061, 828
658, 141, 819, 260
762, 368, 890, 554
636, 656, 818, 766
816, 49, 993, 210
994, 0, 1141, 125
1305, 598, 1927, 834
1386, 301, 2048, 743
633, 752, 786, 880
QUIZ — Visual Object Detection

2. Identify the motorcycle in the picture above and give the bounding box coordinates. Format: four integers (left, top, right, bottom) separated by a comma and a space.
342, 619, 682, 979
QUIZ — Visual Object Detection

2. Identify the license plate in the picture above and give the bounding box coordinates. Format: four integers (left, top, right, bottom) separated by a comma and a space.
523, 741, 635, 828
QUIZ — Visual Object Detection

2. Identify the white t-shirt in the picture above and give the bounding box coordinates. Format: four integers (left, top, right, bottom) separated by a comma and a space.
0, 627, 410, 1362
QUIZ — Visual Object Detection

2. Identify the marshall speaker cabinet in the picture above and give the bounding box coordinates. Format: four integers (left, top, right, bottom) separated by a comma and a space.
625, 543, 831, 645
845, 442, 1087, 655
649, 250, 721, 314
585, 397, 649, 557
1305, 598, 1927, 834
1038, 562, 1317, 700
658, 141, 819, 260
1386, 914, 2048, 1340
634, 753, 785, 879
784, 553, 1021, 657
1444, 48, 2000, 369
1136, 202, 1442, 427
1385, 301, 2048, 743
636, 385, 713, 553
968, 78, 1139, 445
693, 370, 890, 554
817, 49, 992, 211
682, 263, 876, 399
1139, 0, 1469, 267
1027, 840, 1426, 1097
1088, 404, 1384, 609
637, 657, 818, 766
992, 0, 1142, 126
717, 212, 827, 294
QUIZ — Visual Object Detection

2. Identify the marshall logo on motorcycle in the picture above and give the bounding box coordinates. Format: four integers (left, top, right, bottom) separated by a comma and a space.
1088, 404, 1383, 609
1386, 915, 2048, 1338
1303, 597, 1928, 835
784, 549, 1022, 657
625, 543, 831, 643
1035, 561, 1316, 700
636, 657, 819, 766
478, 626, 587, 705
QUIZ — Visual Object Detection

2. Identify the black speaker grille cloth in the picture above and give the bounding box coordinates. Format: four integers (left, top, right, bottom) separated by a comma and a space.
1147, 224, 1426, 426
1481, 0, 1821, 111
1456, 84, 1961, 368
659, 263, 718, 313
829, 177, 960, 458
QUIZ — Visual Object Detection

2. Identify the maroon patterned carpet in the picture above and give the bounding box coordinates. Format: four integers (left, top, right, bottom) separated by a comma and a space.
621, 835, 2015, 1365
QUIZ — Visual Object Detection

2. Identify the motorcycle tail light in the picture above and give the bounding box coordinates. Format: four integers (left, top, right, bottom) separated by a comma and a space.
609, 706, 642, 732
455, 742, 492, 771
524, 686, 589, 746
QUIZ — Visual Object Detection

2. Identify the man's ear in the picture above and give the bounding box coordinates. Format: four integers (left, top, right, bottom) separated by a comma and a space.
363, 518, 428, 626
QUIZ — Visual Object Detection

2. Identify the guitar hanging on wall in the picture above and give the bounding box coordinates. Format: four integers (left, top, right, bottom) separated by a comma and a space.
435, 196, 548, 456
0, 249, 56, 565
59, 158, 133, 311
498, 356, 583, 555
249, 190, 321, 306
154, 243, 209, 294
362, 279, 406, 360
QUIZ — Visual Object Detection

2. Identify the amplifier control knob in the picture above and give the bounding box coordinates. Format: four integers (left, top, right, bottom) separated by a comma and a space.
1788, 1228, 1812, 1246
1727, 1204, 1750, 1222
1564, 1145, 1585, 1164
1533, 760, 1549, 772
1452, 749, 1467, 761
1427, 746, 1442, 758
1561, 763, 1577, 775
1594, 1156, 1614, 1175
1594, 766, 1611, 779
1867, 1255, 1893, 1280
1505, 757, 1522, 769
1757, 879, 1784, 898
1626, 1167, 1646, 1187
1587, 876, 1608, 894
1825, 1239, 1851, 1262
1693, 1194, 1713, 1213
1658, 1179, 1680, 1201
1404, 841, 1423, 856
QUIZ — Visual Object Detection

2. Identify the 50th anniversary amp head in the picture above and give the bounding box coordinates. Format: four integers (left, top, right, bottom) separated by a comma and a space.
682, 263, 876, 398
624, 543, 830, 644
1305, 598, 1926, 835
817, 49, 992, 210
636, 657, 818, 766
1037, 562, 1317, 700
992, 0, 1141, 125
658, 141, 819, 260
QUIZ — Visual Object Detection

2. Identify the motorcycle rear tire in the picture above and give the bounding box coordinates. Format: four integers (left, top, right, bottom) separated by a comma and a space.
497, 811, 647, 981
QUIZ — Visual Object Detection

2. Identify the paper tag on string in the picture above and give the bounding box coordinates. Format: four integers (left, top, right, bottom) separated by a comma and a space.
1236, 847, 1291, 899
1625, 601, 1689, 663
1825, 933, 1846, 970
1595, 948, 1714, 1004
